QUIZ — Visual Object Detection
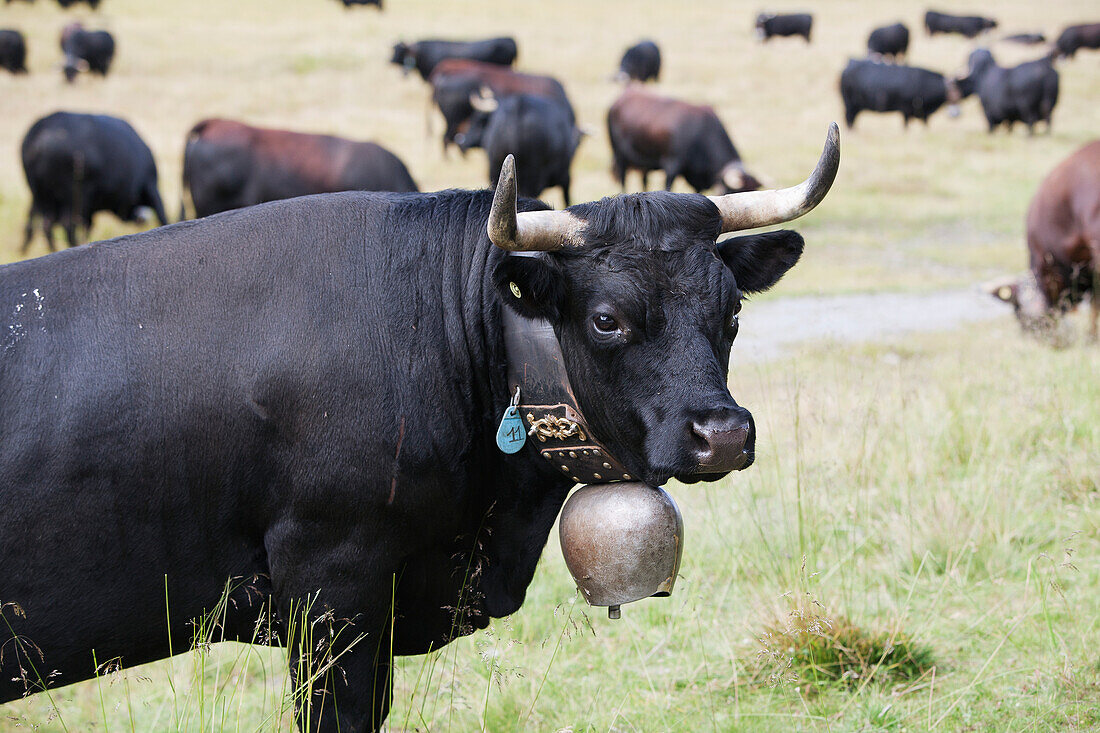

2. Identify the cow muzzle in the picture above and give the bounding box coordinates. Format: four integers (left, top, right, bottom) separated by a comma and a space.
690, 408, 755, 473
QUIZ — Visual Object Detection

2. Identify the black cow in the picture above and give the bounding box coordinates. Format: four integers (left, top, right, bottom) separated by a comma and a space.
0, 128, 840, 732
390, 36, 517, 81
607, 86, 762, 194
960, 49, 1058, 134
867, 22, 909, 61
429, 59, 574, 153
60, 22, 114, 83
1002, 32, 1046, 45
21, 112, 167, 251
182, 119, 418, 218
0, 29, 27, 73
338, 0, 381, 6
616, 40, 661, 82
755, 12, 813, 42
839, 58, 965, 128
924, 10, 997, 38
457, 93, 579, 204
1055, 23, 1100, 59
56, 0, 102, 7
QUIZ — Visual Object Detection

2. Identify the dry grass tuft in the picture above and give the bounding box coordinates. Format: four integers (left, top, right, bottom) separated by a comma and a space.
756, 607, 936, 692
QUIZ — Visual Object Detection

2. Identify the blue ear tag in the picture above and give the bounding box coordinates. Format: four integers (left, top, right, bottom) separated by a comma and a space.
496, 387, 527, 454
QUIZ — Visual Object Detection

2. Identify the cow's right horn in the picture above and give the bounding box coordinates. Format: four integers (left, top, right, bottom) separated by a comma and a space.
488, 155, 586, 251
708, 122, 840, 233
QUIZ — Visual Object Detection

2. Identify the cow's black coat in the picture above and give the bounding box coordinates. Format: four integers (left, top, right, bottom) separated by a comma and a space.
924, 10, 997, 37
391, 37, 517, 81
1055, 23, 1100, 59
867, 22, 909, 60
20, 112, 167, 250
0, 185, 804, 731
755, 12, 813, 42
0, 29, 27, 73
961, 49, 1059, 134
839, 58, 964, 128
617, 40, 661, 82
60, 24, 114, 82
458, 94, 579, 204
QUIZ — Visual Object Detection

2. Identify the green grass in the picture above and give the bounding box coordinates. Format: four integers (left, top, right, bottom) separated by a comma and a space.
2, 0, 1099, 730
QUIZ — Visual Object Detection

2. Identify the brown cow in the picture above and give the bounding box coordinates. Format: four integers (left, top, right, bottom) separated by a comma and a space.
607, 85, 761, 194
428, 58, 573, 152
182, 119, 418, 218
987, 141, 1100, 341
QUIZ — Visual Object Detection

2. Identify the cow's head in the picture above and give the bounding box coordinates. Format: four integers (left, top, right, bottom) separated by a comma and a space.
985, 272, 1072, 344
389, 42, 413, 73
454, 88, 497, 153
490, 125, 840, 486
715, 161, 763, 195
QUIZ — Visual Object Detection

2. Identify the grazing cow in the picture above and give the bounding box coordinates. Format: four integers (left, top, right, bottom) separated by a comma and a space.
607, 86, 762, 194
0, 127, 841, 732
1055, 23, 1100, 59
616, 39, 661, 82
867, 22, 909, 61
391, 36, 517, 81
21, 112, 167, 251
0, 29, 27, 74
839, 58, 965, 129
960, 49, 1058, 134
924, 10, 997, 38
457, 92, 580, 204
429, 59, 573, 152
338, 0, 381, 6
56, 0, 102, 7
182, 119, 418, 218
755, 12, 813, 42
1002, 32, 1046, 45
60, 22, 114, 83
986, 140, 1100, 341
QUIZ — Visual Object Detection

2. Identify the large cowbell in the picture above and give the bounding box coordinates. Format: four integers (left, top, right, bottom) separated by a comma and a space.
559, 482, 684, 619
501, 305, 684, 619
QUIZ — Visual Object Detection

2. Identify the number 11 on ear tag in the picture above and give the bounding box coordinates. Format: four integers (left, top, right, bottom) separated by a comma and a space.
497, 405, 527, 454
497, 387, 527, 454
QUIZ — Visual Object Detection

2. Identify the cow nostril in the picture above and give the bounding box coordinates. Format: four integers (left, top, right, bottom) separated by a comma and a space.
691, 419, 753, 472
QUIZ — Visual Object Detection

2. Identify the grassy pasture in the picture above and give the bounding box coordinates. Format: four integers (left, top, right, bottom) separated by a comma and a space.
1, 0, 1099, 730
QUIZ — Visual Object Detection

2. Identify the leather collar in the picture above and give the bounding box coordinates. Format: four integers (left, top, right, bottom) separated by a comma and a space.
502, 305, 635, 485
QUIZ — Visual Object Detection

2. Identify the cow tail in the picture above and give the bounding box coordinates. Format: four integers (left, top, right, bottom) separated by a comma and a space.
180, 121, 207, 220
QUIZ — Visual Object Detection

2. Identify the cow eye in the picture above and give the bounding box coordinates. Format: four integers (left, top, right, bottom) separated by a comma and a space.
592, 313, 620, 335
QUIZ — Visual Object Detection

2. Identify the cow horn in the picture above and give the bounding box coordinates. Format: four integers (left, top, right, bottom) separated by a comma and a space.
487, 155, 585, 251
708, 122, 840, 233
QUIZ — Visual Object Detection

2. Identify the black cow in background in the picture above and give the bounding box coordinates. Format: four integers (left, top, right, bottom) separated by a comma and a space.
607, 86, 762, 194
1055, 23, 1100, 59
840, 58, 966, 128
867, 22, 909, 61
429, 59, 574, 153
924, 10, 996, 38
338, 0, 381, 7
391, 37, 517, 81
0, 29, 27, 74
616, 40, 661, 82
755, 12, 813, 42
21, 112, 167, 251
1002, 32, 1046, 45
960, 49, 1058, 134
56, 0, 102, 7
60, 22, 114, 83
457, 92, 580, 204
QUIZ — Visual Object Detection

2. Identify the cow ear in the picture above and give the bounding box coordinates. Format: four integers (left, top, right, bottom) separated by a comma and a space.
493, 254, 564, 321
717, 230, 804, 294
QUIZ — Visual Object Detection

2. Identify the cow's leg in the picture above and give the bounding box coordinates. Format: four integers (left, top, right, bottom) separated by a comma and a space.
21, 204, 36, 255
640, 170, 650, 191
42, 217, 57, 252
662, 165, 680, 191
560, 177, 571, 207
1089, 295, 1099, 343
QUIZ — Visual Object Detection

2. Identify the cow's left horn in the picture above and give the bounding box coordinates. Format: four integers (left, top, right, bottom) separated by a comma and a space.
488, 155, 585, 251
708, 122, 840, 233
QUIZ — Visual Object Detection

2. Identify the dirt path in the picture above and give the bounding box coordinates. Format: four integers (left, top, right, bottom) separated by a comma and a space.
735, 288, 1007, 362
